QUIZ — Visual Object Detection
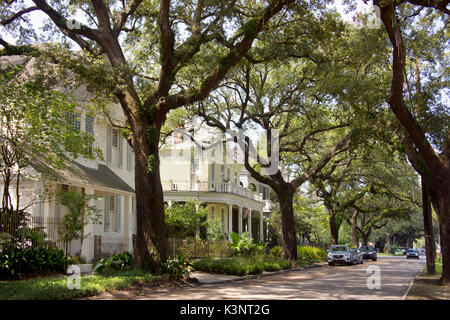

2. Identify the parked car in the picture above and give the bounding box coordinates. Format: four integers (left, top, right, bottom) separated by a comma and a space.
353, 248, 364, 264
359, 246, 377, 261
406, 248, 420, 259
328, 245, 361, 266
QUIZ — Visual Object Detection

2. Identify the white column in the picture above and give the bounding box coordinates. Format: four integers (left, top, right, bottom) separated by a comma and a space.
228, 204, 233, 240
127, 195, 133, 252
238, 207, 243, 235
259, 212, 264, 242
248, 209, 252, 238
81, 188, 96, 262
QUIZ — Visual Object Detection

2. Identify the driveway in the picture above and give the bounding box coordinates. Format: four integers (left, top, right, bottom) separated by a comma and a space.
87, 256, 425, 300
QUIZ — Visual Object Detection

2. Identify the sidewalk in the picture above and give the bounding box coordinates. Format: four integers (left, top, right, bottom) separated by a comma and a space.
190, 262, 328, 284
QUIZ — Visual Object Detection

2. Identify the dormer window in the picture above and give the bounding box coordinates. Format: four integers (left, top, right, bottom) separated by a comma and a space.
107, 125, 123, 168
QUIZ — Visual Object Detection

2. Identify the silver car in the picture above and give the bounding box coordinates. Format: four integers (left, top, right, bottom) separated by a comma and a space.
328, 245, 362, 266
406, 248, 420, 259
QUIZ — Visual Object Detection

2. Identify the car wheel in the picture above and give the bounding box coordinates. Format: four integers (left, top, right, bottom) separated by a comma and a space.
360, 259, 364, 264
328, 262, 334, 266
372, 257, 377, 261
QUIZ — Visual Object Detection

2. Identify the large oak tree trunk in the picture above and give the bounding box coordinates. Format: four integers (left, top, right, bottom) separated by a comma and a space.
386, 232, 391, 253
422, 176, 436, 275
277, 188, 297, 260
326, 204, 339, 245
133, 124, 168, 272
379, 4, 450, 285
350, 208, 359, 248
435, 178, 450, 285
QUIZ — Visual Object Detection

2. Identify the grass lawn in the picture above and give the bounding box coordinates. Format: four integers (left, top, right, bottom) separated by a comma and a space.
407, 261, 450, 300
0, 268, 158, 300
376, 253, 395, 256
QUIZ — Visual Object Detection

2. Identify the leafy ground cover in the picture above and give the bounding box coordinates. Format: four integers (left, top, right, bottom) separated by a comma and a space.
192, 246, 327, 276
0, 268, 157, 300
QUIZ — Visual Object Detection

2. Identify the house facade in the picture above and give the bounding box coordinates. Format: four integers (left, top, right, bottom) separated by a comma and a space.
1, 55, 274, 262
160, 121, 273, 243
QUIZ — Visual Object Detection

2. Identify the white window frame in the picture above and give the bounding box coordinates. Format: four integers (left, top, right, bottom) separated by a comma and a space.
104, 195, 122, 233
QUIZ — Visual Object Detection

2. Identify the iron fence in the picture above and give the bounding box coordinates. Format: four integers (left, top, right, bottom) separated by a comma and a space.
0, 212, 72, 253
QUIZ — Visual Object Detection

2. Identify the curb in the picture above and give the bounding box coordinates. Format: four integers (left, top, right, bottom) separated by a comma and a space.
402, 268, 423, 300
192, 262, 327, 285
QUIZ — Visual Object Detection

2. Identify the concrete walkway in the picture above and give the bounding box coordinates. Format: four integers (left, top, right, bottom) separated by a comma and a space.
190, 262, 328, 284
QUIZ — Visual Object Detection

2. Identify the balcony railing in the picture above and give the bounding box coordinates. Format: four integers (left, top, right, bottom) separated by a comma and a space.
162, 180, 264, 202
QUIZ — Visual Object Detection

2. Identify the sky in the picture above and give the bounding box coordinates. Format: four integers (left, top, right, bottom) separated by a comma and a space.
1, 1, 372, 46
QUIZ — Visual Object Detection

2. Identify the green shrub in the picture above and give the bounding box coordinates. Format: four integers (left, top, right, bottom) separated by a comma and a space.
270, 246, 282, 257
93, 251, 134, 274
161, 254, 193, 280
297, 246, 327, 265
0, 246, 73, 279
193, 255, 292, 276
230, 232, 265, 257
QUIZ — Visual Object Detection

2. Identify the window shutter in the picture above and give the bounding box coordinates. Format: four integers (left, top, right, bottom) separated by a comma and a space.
106, 126, 112, 163
117, 196, 121, 233
118, 132, 123, 168
127, 144, 131, 171
104, 196, 110, 232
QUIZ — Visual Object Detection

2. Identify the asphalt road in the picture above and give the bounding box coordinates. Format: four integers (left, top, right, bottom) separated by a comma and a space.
89, 255, 425, 300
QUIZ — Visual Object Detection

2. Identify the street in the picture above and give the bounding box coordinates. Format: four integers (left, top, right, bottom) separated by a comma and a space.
89, 256, 425, 300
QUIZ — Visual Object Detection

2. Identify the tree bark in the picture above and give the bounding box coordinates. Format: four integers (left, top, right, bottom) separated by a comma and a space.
277, 187, 297, 260
379, 3, 450, 285
386, 232, 391, 253
133, 123, 168, 271
436, 183, 450, 285
350, 208, 359, 248
422, 176, 436, 274
326, 204, 339, 245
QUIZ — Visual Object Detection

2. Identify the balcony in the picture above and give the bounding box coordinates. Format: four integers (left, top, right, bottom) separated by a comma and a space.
162, 180, 264, 202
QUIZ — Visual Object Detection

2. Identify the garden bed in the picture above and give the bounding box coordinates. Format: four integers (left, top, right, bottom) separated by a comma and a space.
192, 256, 293, 276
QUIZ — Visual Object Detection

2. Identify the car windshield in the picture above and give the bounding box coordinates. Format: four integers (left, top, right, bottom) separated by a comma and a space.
330, 246, 348, 252
408, 249, 418, 252
360, 246, 372, 251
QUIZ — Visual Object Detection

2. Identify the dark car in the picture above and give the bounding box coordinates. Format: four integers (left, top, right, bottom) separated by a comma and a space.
406, 248, 420, 259
359, 246, 377, 261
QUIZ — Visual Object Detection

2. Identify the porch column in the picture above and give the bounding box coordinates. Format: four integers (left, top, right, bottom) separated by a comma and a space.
238, 207, 243, 235
259, 212, 264, 242
228, 204, 233, 240
248, 209, 252, 238
81, 188, 95, 262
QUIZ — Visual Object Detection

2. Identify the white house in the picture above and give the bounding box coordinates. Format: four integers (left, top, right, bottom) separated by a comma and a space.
160, 120, 274, 242
0, 55, 274, 263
